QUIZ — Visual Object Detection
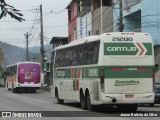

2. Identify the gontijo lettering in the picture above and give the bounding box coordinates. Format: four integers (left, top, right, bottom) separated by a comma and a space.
107, 47, 137, 52
56, 70, 65, 77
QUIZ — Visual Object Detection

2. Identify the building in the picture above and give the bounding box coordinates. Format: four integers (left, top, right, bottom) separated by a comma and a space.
66, 0, 113, 42
66, 0, 81, 42
50, 37, 68, 49
91, 0, 113, 35
113, 0, 160, 45
154, 45, 160, 66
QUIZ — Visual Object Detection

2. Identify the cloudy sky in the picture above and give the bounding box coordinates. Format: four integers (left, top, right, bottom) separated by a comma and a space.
0, 0, 71, 48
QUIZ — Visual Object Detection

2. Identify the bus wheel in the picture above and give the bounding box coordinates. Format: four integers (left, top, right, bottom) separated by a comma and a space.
31, 89, 36, 93
86, 92, 94, 111
55, 89, 64, 104
11, 83, 16, 93
80, 91, 87, 109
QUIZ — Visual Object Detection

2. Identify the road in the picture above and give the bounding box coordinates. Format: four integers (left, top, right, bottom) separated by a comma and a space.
0, 88, 159, 120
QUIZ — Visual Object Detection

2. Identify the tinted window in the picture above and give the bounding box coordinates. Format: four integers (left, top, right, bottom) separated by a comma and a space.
55, 40, 100, 67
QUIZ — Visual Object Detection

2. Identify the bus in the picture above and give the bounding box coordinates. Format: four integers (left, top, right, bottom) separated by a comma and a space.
6, 62, 41, 93
51, 32, 155, 111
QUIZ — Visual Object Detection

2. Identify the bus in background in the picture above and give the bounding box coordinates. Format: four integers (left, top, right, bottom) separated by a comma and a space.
51, 32, 155, 111
6, 62, 41, 93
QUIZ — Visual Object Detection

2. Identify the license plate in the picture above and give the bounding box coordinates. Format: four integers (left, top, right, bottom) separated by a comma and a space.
125, 94, 134, 98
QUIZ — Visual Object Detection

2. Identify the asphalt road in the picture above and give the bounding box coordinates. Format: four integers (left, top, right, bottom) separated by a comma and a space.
0, 88, 159, 120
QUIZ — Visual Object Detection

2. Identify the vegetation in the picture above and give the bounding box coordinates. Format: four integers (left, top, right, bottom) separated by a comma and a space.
0, 0, 25, 22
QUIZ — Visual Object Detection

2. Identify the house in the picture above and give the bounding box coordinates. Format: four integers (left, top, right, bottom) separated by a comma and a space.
66, 0, 81, 42
113, 0, 160, 45
91, 0, 113, 35
66, 0, 113, 42
50, 37, 68, 49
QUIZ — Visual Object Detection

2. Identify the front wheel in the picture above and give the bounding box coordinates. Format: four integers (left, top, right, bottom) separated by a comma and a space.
55, 89, 64, 104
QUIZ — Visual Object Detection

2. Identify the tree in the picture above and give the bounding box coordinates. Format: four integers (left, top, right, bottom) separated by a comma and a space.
0, 0, 25, 22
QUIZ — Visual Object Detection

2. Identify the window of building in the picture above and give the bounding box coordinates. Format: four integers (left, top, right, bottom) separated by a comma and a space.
102, 0, 112, 6
68, 10, 71, 22
74, 2, 77, 17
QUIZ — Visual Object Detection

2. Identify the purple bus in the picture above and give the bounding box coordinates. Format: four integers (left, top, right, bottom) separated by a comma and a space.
6, 62, 41, 93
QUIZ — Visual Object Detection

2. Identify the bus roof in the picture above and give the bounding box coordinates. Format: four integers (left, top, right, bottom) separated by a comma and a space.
6, 61, 40, 68
53, 32, 151, 51
53, 35, 100, 51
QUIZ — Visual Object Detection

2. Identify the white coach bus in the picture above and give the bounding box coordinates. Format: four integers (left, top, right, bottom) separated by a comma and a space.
51, 32, 155, 111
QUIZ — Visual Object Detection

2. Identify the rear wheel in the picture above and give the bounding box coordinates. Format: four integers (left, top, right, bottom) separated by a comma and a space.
86, 92, 94, 111
55, 89, 64, 104
31, 89, 36, 93
80, 91, 87, 109
11, 83, 16, 93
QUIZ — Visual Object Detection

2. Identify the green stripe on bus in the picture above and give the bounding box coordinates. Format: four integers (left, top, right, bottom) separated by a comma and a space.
104, 67, 152, 78
55, 66, 153, 79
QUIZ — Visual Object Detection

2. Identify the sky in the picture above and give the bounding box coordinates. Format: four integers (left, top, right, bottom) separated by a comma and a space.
0, 0, 71, 48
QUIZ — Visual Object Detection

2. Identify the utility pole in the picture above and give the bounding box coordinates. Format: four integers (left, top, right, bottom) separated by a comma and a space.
40, 4, 45, 73
119, 0, 123, 32
24, 32, 31, 61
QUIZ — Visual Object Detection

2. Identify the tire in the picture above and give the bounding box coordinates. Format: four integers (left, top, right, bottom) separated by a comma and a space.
80, 91, 87, 109
11, 83, 16, 93
86, 92, 94, 111
55, 89, 64, 104
117, 104, 138, 112
31, 89, 36, 93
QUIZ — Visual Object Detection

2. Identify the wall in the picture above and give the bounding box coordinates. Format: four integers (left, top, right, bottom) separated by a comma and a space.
76, 12, 92, 39
114, 0, 160, 45
68, 1, 80, 42
92, 6, 113, 35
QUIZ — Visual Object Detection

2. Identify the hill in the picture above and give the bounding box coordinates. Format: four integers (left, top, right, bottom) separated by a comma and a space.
0, 41, 39, 67
29, 44, 53, 60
